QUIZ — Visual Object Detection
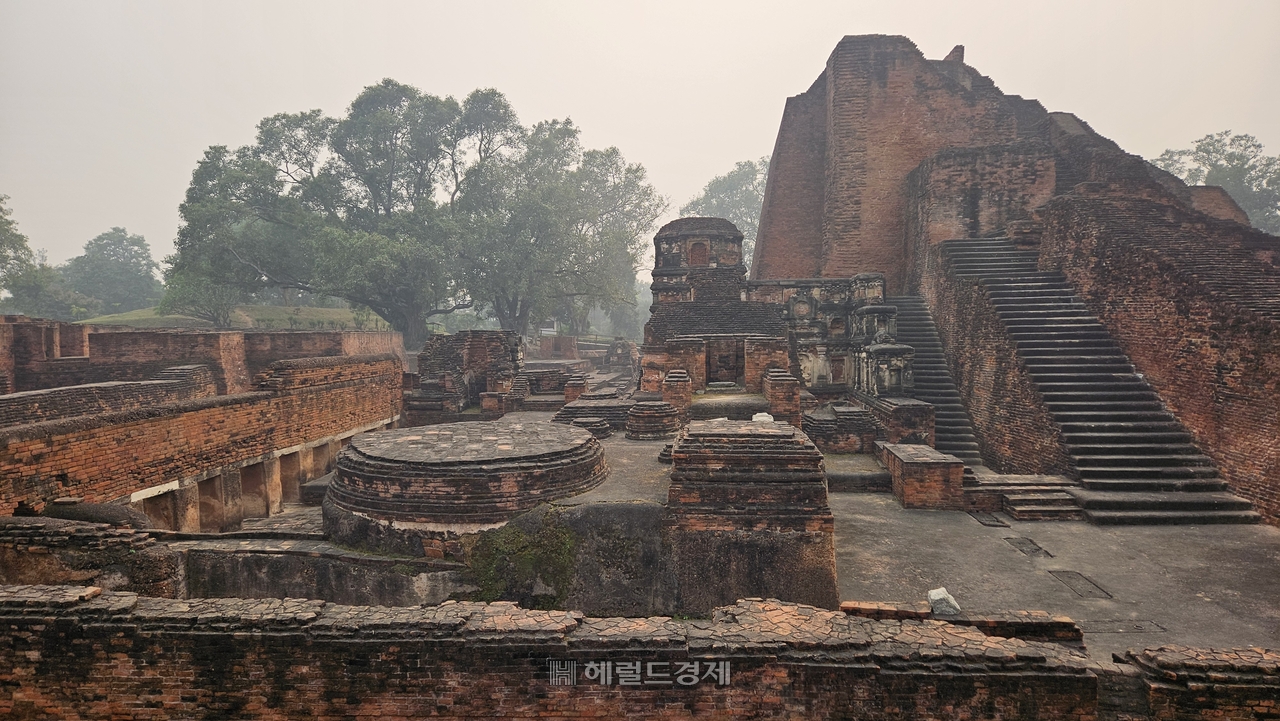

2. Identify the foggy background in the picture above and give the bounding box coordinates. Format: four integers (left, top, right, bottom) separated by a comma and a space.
2, 0, 1277, 264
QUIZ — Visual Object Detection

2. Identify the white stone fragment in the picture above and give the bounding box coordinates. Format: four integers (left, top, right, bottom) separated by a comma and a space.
927, 587, 961, 616
752, 412, 775, 423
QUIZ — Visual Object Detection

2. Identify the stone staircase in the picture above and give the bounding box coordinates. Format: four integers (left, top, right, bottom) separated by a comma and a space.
886, 296, 984, 469
940, 238, 1260, 525
967, 474, 1083, 521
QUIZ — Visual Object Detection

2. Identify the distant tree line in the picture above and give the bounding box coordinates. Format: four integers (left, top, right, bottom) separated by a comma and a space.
166, 79, 667, 348
0, 206, 161, 320
1152, 130, 1280, 234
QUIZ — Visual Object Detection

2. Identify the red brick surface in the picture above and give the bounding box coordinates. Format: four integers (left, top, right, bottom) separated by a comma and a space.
0, 355, 401, 513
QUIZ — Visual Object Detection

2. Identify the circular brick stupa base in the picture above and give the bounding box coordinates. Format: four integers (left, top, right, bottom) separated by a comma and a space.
324, 422, 607, 556
625, 401, 682, 440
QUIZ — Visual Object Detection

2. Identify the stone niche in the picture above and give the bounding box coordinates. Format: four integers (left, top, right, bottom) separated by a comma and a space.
323, 422, 607, 556
666, 419, 839, 613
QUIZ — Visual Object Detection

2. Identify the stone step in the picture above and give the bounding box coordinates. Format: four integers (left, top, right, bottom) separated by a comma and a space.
1004, 505, 1087, 521
1041, 391, 1159, 403
1057, 421, 1187, 434
1065, 443, 1203, 456
1083, 509, 1261, 525
1079, 478, 1228, 493
1061, 431, 1194, 445
1044, 401, 1166, 412
1068, 489, 1255, 511
1032, 375, 1152, 387
1077, 466, 1220, 480
1073, 454, 1215, 468
1004, 491, 1079, 507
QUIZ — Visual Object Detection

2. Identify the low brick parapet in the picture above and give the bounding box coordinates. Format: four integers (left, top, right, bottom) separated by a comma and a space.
879, 442, 965, 509
0, 587, 1105, 720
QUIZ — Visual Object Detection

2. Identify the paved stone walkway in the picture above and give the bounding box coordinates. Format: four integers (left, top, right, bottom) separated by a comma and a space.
240, 504, 322, 534
829, 491, 1280, 663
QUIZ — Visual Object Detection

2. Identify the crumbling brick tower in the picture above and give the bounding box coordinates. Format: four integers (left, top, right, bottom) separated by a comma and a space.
755, 35, 1279, 525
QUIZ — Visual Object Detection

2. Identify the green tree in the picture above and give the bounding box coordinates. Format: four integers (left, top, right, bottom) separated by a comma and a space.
459, 121, 666, 336
61, 227, 162, 314
170, 81, 516, 349
156, 265, 244, 328
679, 156, 769, 267
171, 79, 663, 346
1, 251, 102, 321
1152, 131, 1280, 234
0, 195, 35, 292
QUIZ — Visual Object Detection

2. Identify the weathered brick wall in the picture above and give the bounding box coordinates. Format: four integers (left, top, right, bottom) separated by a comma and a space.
0, 517, 183, 598
0, 366, 217, 428
243, 330, 406, 378
1039, 192, 1280, 521
880, 442, 965, 510
1188, 186, 1251, 224
762, 369, 802, 426
859, 394, 935, 447
15, 330, 250, 394
1126, 646, 1280, 720
8, 328, 404, 397
904, 144, 1057, 292
920, 245, 1071, 475
0, 587, 1103, 720
752, 75, 827, 279
0, 355, 401, 514
742, 337, 791, 393
754, 36, 1044, 291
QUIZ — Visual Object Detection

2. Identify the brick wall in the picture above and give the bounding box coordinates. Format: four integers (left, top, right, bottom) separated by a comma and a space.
753, 75, 827, 279
243, 330, 406, 378
880, 442, 965, 510
743, 337, 791, 393
8, 328, 404, 397
904, 144, 1057, 291
0, 354, 402, 514
0, 365, 216, 428
15, 330, 250, 394
1039, 192, 1280, 522
754, 36, 1043, 291
0, 587, 1104, 720
762, 369, 802, 426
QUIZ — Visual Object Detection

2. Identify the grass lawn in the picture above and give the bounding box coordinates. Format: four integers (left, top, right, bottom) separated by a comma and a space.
81, 305, 382, 330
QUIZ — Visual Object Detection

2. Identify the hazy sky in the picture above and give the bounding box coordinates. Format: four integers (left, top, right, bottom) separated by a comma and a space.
2, 0, 1277, 264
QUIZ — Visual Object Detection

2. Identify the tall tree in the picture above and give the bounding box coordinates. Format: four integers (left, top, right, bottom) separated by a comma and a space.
170, 80, 663, 346
169, 81, 520, 350
1152, 131, 1280, 234
0, 195, 35, 293
679, 156, 769, 267
62, 228, 162, 314
457, 121, 666, 336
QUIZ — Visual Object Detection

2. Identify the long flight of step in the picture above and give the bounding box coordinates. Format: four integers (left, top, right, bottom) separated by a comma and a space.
937, 237, 1259, 525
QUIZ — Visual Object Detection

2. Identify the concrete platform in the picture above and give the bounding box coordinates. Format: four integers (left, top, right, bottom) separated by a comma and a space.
829, 491, 1280, 663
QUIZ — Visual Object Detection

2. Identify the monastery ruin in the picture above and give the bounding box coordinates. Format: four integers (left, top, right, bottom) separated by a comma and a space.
1, 35, 1278, 719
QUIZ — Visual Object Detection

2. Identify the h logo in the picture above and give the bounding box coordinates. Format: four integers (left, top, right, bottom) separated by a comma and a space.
547, 659, 576, 686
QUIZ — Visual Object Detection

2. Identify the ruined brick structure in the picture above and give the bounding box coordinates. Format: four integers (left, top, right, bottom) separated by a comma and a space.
642, 218, 919, 409
406, 330, 522, 423
666, 419, 839, 613
0, 317, 405, 395
755, 35, 1277, 524
324, 422, 608, 556
0, 324, 405, 531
